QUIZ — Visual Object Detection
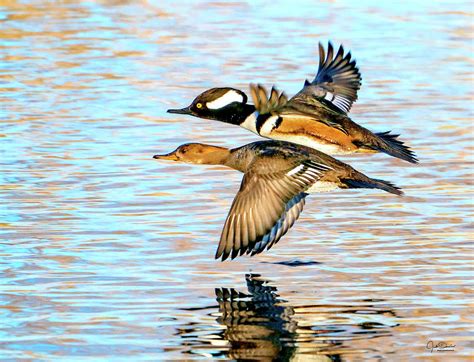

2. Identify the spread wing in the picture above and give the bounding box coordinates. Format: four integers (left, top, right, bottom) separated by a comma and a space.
215, 157, 331, 261
249, 192, 306, 256
289, 42, 362, 114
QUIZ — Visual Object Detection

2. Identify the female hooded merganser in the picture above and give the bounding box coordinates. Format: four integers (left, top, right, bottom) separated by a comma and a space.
154, 140, 402, 261
168, 42, 418, 164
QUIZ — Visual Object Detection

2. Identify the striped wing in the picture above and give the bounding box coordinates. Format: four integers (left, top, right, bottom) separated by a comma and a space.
290, 42, 362, 114
216, 160, 331, 261
249, 192, 306, 256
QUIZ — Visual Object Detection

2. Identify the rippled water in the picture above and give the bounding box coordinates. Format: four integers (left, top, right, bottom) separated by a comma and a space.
1, 1, 473, 360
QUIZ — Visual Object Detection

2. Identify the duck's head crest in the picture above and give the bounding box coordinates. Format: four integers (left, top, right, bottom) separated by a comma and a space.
167, 87, 248, 121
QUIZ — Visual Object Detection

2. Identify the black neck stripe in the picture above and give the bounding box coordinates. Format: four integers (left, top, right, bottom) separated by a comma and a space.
256, 114, 271, 135
225, 104, 255, 125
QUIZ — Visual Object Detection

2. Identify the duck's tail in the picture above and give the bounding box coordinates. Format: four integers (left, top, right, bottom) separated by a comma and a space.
357, 131, 418, 164
342, 176, 403, 196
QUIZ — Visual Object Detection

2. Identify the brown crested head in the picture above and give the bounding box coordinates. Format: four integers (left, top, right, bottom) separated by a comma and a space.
153, 143, 230, 165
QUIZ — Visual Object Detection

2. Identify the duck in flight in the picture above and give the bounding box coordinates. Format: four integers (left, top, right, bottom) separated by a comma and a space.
154, 140, 402, 261
168, 42, 417, 164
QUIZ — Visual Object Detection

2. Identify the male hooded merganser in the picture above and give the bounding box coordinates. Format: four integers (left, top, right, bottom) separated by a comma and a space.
154, 140, 402, 261
168, 42, 418, 164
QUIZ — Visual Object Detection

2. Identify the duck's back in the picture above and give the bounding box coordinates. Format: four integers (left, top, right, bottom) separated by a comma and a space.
231, 140, 352, 175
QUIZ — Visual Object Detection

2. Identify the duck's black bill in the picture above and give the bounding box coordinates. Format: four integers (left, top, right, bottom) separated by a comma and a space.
167, 106, 192, 115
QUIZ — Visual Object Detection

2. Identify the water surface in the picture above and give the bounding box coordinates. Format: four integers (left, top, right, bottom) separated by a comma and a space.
1, 1, 472, 360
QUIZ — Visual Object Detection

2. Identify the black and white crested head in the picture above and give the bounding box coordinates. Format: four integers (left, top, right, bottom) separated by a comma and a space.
167, 87, 254, 124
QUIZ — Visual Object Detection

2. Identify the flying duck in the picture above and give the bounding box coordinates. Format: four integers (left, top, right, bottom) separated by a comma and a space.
167, 42, 417, 164
154, 140, 402, 261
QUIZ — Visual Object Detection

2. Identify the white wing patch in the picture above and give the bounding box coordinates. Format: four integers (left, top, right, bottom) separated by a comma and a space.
288, 161, 333, 188
286, 164, 304, 176
324, 91, 334, 101
206, 90, 244, 109
324, 91, 351, 113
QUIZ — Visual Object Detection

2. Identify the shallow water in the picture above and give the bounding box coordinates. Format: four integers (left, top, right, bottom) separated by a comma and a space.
1, 1, 473, 360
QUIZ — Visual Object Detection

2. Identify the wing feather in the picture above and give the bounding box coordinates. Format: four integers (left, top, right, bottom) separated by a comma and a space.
250, 84, 289, 114
216, 159, 331, 261
250, 193, 306, 255
290, 42, 362, 114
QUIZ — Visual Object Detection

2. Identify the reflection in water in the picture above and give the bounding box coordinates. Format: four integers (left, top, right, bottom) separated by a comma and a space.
216, 274, 298, 360
179, 274, 398, 360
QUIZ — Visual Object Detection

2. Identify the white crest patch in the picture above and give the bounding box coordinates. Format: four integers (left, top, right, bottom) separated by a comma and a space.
206, 90, 244, 110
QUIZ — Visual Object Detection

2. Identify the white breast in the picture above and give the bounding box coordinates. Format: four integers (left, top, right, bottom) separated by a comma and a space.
268, 133, 350, 155
239, 112, 259, 135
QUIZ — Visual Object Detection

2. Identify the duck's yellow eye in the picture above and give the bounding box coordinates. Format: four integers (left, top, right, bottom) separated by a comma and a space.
196, 103, 203, 109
